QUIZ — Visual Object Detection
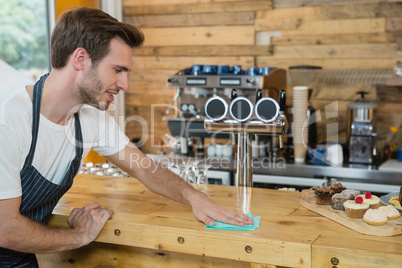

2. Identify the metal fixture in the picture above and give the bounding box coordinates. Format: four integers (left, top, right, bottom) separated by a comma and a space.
205, 96, 228, 121
245, 245, 253, 253
204, 89, 287, 213
331, 257, 339, 265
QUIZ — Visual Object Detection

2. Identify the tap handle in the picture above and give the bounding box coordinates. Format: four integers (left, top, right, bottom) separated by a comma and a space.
357, 91, 369, 99
256, 89, 262, 102
279, 89, 286, 112
231, 89, 238, 101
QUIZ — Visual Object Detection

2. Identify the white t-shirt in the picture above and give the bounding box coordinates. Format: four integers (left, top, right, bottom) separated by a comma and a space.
0, 83, 129, 200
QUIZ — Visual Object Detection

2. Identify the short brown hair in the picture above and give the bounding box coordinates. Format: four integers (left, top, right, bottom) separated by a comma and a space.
50, 7, 144, 69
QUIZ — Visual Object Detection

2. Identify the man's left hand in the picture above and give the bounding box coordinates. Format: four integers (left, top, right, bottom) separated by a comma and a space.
189, 192, 253, 226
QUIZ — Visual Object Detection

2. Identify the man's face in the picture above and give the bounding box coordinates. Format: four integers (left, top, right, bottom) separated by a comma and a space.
77, 37, 133, 110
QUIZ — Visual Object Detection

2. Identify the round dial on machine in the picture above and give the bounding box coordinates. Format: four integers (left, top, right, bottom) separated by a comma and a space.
255, 97, 280, 123
205, 96, 228, 121
229, 97, 254, 122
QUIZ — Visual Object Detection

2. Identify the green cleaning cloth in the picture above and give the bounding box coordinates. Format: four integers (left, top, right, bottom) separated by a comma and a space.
205, 213, 260, 231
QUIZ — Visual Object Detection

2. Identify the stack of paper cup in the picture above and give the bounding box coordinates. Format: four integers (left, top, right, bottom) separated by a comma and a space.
292, 86, 309, 163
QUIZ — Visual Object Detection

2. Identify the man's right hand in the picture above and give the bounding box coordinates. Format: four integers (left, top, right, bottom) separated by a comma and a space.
67, 202, 114, 246
0, 197, 113, 253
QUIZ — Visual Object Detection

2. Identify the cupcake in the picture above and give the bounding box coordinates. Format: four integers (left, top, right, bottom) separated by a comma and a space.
344, 196, 369, 219
358, 192, 380, 209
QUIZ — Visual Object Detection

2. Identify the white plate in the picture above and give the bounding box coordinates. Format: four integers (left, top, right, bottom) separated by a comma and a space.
380, 191, 402, 211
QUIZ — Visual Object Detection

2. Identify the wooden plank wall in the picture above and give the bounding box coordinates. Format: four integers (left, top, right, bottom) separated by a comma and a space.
122, 0, 402, 155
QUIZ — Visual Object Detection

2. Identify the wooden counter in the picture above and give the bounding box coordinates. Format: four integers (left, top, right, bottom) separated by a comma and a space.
37, 174, 402, 268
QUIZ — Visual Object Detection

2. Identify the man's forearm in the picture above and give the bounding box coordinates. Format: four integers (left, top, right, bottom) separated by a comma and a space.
133, 162, 201, 206
1, 214, 84, 254
106, 147, 204, 207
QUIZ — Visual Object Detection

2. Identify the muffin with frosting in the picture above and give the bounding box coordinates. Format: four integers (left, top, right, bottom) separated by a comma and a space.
358, 192, 380, 209
343, 196, 369, 219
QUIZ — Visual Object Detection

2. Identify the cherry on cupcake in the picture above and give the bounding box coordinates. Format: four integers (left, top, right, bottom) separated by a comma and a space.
355, 196, 363, 204
365, 192, 372, 199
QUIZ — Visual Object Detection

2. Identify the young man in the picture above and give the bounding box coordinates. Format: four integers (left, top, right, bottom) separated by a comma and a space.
0, 7, 252, 267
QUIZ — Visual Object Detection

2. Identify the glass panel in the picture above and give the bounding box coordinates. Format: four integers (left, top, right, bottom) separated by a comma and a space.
0, 0, 50, 81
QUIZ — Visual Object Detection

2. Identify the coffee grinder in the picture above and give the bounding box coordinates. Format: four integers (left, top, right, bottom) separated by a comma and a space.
288, 65, 322, 161
347, 91, 378, 164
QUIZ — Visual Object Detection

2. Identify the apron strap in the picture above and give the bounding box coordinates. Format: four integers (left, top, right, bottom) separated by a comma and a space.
74, 113, 83, 158
24, 74, 48, 165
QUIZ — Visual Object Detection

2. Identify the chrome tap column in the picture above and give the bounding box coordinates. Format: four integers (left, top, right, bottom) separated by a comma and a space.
237, 132, 253, 213
204, 89, 288, 213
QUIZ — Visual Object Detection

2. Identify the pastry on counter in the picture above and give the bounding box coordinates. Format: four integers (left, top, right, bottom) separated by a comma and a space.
358, 192, 380, 209
312, 182, 346, 205
344, 196, 369, 218
378, 205, 401, 220
363, 209, 388, 226
331, 189, 360, 210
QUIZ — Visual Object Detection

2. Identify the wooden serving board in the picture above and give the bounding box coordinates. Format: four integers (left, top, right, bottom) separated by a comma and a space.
300, 189, 402, 236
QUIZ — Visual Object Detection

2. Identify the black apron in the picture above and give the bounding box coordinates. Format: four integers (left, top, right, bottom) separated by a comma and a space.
0, 74, 83, 267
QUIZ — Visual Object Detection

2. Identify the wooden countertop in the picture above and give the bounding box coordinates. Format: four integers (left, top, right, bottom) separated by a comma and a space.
47, 174, 402, 268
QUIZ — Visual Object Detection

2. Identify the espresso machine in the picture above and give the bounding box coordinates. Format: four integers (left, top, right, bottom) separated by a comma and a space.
347, 91, 378, 164
165, 65, 287, 157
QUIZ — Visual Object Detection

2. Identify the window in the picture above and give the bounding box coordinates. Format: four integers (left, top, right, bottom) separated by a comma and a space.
0, 0, 50, 81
